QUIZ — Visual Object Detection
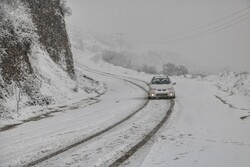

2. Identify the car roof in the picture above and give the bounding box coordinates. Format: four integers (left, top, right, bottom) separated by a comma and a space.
152, 75, 169, 79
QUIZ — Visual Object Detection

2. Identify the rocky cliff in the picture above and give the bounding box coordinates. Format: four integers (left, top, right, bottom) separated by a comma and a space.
0, 0, 76, 114
26, 0, 75, 78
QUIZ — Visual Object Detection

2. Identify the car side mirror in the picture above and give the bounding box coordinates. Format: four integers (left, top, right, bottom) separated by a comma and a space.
172, 82, 176, 85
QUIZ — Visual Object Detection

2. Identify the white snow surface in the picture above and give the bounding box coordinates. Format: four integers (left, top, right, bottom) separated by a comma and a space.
48, 47, 249, 167
73, 47, 250, 167
1, 29, 250, 167
138, 77, 250, 167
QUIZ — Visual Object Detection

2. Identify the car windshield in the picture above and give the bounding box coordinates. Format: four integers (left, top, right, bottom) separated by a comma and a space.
151, 77, 171, 84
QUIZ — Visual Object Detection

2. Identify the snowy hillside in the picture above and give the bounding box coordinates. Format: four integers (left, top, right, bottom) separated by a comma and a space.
206, 71, 250, 96
67, 27, 250, 100
68, 29, 250, 116
205, 71, 250, 112
67, 26, 118, 54
0, 0, 105, 126
66, 26, 192, 75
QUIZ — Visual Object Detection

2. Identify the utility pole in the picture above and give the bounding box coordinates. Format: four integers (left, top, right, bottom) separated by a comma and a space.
115, 32, 126, 53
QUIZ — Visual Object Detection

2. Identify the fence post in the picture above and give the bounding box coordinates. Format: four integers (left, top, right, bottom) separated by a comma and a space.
16, 87, 20, 114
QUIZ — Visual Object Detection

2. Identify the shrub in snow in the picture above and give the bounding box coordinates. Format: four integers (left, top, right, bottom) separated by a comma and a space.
102, 50, 132, 69
59, 0, 72, 16
178, 65, 189, 75
0, 0, 38, 46
0, 0, 36, 94
162, 63, 189, 76
102, 50, 159, 74
139, 64, 157, 74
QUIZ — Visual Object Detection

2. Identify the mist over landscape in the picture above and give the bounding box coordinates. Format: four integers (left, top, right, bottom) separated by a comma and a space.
66, 0, 250, 74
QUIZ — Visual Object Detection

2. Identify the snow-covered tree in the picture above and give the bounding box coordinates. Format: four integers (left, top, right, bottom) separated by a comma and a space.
140, 64, 157, 74
59, 0, 72, 16
162, 63, 189, 76
102, 50, 132, 69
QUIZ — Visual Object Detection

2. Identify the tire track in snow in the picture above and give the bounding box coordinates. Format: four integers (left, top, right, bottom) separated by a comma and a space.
109, 99, 175, 167
23, 66, 149, 167
76, 65, 176, 167
215, 95, 250, 112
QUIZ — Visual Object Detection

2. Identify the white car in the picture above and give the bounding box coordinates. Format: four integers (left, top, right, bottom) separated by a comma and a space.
148, 75, 176, 99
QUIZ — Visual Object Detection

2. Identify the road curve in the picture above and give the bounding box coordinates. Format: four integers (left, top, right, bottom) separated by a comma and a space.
0, 66, 148, 167
34, 66, 175, 167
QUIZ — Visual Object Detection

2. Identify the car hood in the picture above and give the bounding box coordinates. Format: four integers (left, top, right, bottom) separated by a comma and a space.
149, 84, 173, 90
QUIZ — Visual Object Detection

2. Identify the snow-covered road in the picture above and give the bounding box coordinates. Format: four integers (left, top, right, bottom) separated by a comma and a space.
72, 52, 250, 167
127, 77, 250, 167
1, 51, 249, 167
0, 65, 152, 166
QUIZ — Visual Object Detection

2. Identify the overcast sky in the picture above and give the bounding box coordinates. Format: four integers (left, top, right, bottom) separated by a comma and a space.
66, 0, 250, 74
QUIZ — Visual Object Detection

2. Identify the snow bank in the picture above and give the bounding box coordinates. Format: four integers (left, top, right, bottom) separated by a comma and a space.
205, 71, 250, 96
175, 72, 250, 111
